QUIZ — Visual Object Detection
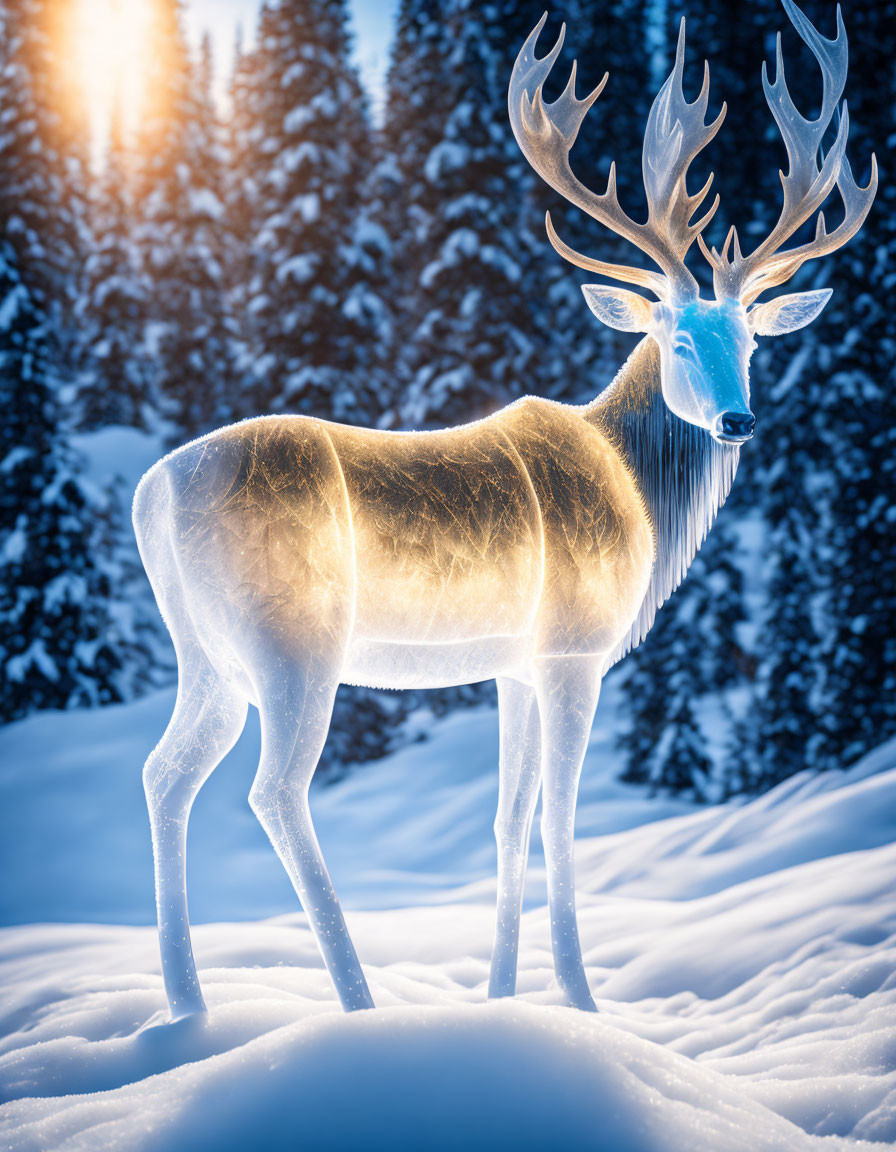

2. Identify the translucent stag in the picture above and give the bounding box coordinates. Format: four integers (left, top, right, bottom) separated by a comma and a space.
136, 0, 875, 1018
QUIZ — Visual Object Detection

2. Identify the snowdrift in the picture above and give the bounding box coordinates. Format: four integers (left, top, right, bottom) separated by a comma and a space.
1, 694, 894, 1150
2, 999, 878, 1152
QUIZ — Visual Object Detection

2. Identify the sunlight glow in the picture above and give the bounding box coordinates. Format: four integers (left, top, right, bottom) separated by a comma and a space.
74, 0, 152, 152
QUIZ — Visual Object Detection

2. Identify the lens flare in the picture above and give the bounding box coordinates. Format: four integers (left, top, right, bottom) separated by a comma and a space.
73, 0, 152, 150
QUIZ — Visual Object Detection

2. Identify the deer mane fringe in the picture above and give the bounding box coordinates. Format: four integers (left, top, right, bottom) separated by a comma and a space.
587, 339, 740, 670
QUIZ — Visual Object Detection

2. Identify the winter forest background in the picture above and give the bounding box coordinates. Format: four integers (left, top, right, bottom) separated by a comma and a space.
1, 0, 893, 801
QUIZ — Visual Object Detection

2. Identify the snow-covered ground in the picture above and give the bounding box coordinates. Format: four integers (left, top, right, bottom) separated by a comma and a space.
1, 690, 894, 1150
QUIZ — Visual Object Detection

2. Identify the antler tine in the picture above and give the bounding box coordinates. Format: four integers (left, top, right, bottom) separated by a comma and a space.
510, 16, 606, 166
707, 0, 877, 304
643, 23, 725, 246
543, 209, 668, 297
509, 15, 723, 301
738, 149, 878, 303
698, 223, 742, 280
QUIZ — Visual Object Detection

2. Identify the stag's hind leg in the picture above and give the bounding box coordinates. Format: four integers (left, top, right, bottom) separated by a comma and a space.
489, 677, 542, 999
143, 645, 248, 1020
248, 657, 373, 1012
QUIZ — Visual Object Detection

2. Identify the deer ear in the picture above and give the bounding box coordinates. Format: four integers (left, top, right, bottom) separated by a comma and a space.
749, 289, 832, 336
582, 285, 655, 332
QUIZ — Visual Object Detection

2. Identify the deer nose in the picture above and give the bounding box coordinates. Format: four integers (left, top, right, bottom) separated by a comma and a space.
716, 411, 755, 442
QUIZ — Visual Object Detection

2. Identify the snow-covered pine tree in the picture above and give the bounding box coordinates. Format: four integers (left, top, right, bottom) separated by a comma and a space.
369, 0, 449, 420
238, 0, 391, 426
381, 0, 544, 428
373, 0, 446, 300
774, 0, 895, 777
22, 0, 92, 379
618, 528, 743, 799
186, 33, 241, 431
618, 619, 672, 792
136, 6, 237, 438
660, 690, 714, 800
224, 26, 263, 402
0, 0, 124, 720
377, 0, 656, 422
753, 488, 826, 789
0, 253, 123, 721
78, 110, 154, 430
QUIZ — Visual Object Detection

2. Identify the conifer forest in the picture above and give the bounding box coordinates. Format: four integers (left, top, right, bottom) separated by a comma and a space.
1, 0, 893, 800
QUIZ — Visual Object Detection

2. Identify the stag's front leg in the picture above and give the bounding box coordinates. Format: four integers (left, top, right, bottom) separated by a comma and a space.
534, 654, 602, 1012
489, 676, 541, 999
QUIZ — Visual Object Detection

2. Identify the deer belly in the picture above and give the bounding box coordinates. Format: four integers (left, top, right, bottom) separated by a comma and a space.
342, 635, 533, 690
350, 549, 541, 643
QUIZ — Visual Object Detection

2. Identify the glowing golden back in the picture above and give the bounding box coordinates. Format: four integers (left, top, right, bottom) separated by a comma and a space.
161, 390, 653, 663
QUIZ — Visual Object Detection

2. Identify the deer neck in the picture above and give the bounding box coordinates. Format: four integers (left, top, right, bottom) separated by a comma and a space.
583, 336, 740, 661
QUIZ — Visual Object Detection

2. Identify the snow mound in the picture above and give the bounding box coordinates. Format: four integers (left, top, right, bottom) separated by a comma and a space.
0, 1001, 871, 1152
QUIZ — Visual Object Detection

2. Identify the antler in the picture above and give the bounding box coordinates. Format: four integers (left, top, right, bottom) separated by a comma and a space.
509, 14, 725, 302
700, 0, 877, 305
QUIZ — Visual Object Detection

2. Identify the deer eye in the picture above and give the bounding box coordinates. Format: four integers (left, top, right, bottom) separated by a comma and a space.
673, 335, 698, 361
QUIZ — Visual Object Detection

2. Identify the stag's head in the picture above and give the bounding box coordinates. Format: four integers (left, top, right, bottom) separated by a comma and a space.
509, 0, 876, 444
